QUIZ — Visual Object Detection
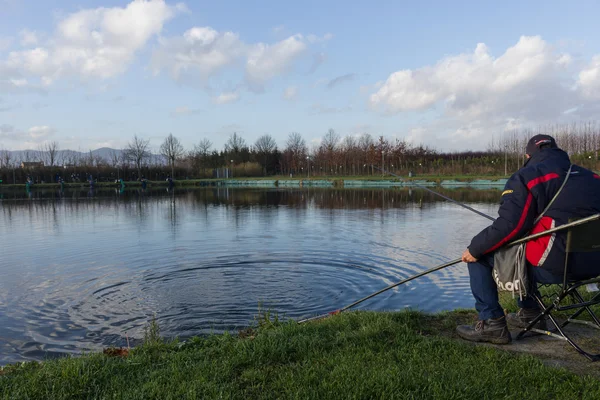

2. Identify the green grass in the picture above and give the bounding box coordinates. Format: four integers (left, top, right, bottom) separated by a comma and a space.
2, 310, 600, 399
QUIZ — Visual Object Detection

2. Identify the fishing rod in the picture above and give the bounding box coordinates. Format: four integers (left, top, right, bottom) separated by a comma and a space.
374, 166, 496, 222
297, 213, 600, 324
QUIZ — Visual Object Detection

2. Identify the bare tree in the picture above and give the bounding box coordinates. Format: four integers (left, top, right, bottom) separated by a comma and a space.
358, 133, 376, 175
160, 133, 185, 178
62, 150, 79, 167
107, 149, 122, 180
254, 134, 277, 175
0, 149, 12, 168
88, 150, 106, 168
45, 141, 60, 167
191, 138, 213, 173
83, 150, 94, 167
109, 149, 121, 168
195, 138, 212, 158
321, 128, 340, 173
224, 132, 247, 158
124, 135, 150, 179
285, 132, 307, 174
36, 144, 46, 164
342, 135, 357, 175
322, 128, 340, 152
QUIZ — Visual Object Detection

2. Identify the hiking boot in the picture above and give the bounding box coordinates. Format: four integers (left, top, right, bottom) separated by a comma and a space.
456, 316, 512, 344
506, 308, 548, 331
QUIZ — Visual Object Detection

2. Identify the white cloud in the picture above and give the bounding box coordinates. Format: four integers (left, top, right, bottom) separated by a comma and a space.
152, 26, 245, 81
1, 0, 179, 86
19, 29, 38, 46
370, 36, 569, 115
0, 124, 55, 144
283, 86, 298, 100
28, 125, 55, 139
578, 55, 600, 99
245, 34, 307, 92
92, 140, 124, 149
213, 91, 239, 104
369, 36, 600, 149
154, 29, 316, 92
405, 127, 428, 144
174, 2, 190, 13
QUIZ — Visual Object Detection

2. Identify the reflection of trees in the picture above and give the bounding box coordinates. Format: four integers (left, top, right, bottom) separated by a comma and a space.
0, 187, 501, 216
0, 186, 502, 236
184, 187, 500, 210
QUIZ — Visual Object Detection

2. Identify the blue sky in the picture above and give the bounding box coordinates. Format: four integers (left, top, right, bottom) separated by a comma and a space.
1, 0, 600, 153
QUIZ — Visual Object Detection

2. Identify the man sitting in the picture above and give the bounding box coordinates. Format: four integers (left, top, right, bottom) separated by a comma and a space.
457, 134, 600, 344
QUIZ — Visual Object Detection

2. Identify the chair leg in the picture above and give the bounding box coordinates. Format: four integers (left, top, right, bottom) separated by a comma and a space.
516, 294, 555, 340
519, 291, 600, 361
566, 290, 600, 329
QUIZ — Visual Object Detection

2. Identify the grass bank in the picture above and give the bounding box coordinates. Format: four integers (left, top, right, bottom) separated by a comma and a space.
2, 307, 600, 399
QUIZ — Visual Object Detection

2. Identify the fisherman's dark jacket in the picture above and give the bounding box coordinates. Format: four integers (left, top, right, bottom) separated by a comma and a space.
468, 148, 600, 277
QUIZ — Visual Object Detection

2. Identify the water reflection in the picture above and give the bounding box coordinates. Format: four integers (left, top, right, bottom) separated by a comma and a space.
0, 187, 499, 365
1, 185, 501, 208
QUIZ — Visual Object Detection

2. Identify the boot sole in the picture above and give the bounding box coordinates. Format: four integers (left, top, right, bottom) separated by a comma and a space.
506, 316, 549, 331
456, 331, 512, 345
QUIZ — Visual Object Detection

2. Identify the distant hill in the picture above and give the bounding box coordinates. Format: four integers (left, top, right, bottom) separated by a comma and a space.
3, 148, 164, 166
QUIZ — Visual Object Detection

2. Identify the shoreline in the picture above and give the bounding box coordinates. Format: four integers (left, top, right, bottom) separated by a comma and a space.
0, 175, 509, 190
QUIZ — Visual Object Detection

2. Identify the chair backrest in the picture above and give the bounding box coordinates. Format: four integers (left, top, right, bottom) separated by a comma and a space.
564, 217, 600, 286
566, 218, 600, 253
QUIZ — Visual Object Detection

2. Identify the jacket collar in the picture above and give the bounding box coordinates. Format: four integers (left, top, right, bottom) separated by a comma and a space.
523, 148, 570, 168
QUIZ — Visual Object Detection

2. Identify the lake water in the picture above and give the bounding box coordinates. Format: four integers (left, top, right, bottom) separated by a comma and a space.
0, 186, 500, 365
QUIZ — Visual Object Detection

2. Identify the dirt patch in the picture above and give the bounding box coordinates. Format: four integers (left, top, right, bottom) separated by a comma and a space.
441, 313, 600, 378
103, 347, 130, 358
498, 325, 600, 378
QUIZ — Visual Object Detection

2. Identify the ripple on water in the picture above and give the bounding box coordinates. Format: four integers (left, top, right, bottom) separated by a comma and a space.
67, 250, 420, 336
1, 251, 472, 364
0, 189, 495, 364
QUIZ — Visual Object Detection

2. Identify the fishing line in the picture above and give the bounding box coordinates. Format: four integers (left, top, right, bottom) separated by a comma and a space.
374, 166, 496, 222
297, 213, 600, 324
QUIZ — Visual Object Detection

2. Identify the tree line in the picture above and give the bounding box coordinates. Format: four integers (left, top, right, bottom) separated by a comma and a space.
1, 122, 599, 184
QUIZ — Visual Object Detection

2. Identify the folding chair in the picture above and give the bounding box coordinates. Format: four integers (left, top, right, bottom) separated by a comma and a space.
516, 217, 600, 361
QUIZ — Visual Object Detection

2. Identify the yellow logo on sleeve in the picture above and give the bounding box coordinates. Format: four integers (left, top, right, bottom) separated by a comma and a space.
502, 190, 514, 196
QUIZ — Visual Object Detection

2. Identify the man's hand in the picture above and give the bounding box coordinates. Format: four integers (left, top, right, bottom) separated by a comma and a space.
462, 249, 478, 263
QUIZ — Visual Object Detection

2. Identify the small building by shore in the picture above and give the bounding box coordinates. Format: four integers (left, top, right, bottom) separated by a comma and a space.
20, 161, 44, 169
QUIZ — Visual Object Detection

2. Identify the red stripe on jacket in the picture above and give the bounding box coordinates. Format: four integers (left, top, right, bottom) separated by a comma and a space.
485, 193, 533, 253
526, 173, 560, 190
484, 172, 560, 254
